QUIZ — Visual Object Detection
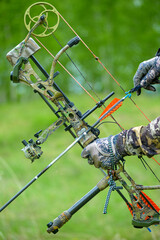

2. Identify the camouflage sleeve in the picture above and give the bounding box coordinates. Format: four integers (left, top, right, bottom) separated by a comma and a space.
116, 117, 160, 158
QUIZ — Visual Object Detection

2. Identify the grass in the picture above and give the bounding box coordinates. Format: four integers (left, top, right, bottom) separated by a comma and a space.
0, 92, 160, 240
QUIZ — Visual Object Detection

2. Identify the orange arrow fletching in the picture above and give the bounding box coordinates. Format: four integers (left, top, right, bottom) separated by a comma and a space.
99, 98, 123, 121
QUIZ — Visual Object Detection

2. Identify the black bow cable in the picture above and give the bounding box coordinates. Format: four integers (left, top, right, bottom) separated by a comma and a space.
139, 156, 160, 182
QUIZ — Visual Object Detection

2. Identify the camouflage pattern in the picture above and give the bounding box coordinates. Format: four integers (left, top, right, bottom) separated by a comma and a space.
82, 117, 160, 170
133, 56, 160, 95
6, 38, 40, 66
81, 135, 120, 169
117, 116, 160, 158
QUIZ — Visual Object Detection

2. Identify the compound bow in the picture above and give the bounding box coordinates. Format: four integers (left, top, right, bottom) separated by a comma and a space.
1, 2, 160, 235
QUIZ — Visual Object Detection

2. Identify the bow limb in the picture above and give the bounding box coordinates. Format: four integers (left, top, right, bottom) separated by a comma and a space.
6, 32, 115, 164
20, 14, 46, 56
116, 163, 160, 228
3, 3, 160, 235
46, 161, 160, 234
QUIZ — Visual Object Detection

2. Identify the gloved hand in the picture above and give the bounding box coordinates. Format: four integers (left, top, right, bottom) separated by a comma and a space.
82, 117, 160, 170
81, 135, 122, 170
133, 56, 160, 96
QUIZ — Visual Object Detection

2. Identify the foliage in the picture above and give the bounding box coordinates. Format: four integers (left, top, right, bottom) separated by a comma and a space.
0, 94, 160, 239
1, 1, 160, 238
0, 0, 160, 102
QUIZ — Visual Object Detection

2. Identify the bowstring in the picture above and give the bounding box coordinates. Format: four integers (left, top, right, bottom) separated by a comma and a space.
34, 22, 124, 131
33, 14, 160, 173
57, 12, 160, 169
50, 31, 102, 103
48, 31, 124, 131
33, 36, 98, 104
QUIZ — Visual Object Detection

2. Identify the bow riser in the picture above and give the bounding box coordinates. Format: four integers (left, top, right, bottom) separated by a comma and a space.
7, 38, 103, 162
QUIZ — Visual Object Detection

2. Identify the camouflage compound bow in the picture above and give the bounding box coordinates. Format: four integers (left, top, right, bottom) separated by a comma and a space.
1, 2, 160, 235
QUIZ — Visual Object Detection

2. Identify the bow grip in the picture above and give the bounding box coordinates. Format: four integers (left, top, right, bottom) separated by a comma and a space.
10, 57, 28, 83
67, 36, 80, 47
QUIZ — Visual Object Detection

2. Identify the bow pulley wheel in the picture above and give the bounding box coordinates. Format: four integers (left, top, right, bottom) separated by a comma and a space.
24, 2, 60, 37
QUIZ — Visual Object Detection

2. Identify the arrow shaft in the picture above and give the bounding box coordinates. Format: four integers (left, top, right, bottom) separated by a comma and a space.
0, 136, 82, 212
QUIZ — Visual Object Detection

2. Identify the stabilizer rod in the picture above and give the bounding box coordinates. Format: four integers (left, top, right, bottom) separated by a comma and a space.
0, 91, 121, 212
47, 176, 110, 234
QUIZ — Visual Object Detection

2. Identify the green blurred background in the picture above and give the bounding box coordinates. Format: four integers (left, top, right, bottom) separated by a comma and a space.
0, 0, 160, 239
1, 0, 160, 101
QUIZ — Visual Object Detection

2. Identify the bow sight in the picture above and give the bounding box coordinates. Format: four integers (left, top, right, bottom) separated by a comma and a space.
1, 2, 160, 235
8, 35, 114, 163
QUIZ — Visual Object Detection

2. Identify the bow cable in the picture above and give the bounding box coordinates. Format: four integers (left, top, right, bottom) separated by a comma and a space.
46, 26, 102, 102
34, 35, 124, 131
34, 35, 160, 171
32, 12, 159, 168
57, 11, 151, 123
34, 36, 97, 104
39, 21, 124, 130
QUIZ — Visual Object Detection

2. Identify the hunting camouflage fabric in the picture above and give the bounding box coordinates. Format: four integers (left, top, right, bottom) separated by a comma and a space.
81, 135, 120, 169
82, 117, 160, 170
117, 116, 160, 158
6, 38, 40, 66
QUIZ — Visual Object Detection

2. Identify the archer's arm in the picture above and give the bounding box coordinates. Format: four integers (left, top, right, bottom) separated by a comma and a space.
120, 53, 160, 157
81, 117, 160, 170
117, 117, 160, 158
82, 54, 160, 170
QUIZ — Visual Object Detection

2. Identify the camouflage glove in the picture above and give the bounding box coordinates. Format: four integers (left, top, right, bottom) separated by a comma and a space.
81, 135, 123, 170
133, 56, 160, 96
82, 117, 160, 170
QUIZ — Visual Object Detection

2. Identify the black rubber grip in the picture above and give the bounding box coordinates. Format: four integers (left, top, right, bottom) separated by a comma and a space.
67, 36, 80, 47
130, 84, 141, 93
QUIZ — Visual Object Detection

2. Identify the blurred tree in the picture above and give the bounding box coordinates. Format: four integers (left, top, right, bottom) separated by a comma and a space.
0, 0, 160, 102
